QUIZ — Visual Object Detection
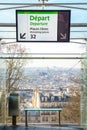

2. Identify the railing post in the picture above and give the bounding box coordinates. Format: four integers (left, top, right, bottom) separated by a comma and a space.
12, 116, 16, 126
59, 111, 61, 127
25, 110, 28, 127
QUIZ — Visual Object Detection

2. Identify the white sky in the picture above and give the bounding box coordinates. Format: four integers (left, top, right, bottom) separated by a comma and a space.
27, 59, 81, 68
15, 39, 86, 68
0, 39, 86, 69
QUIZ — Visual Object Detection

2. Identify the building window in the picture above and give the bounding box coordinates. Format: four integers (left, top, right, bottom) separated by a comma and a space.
42, 117, 48, 122
42, 117, 45, 121
46, 117, 48, 121
51, 96, 54, 102
42, 97, 44, 102
45, 97, 48, 102
51, 117, 57, 121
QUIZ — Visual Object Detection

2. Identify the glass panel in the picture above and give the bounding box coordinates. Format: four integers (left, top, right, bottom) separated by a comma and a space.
81, 53, 87, 130
2, 57, 80, 127
0, 59, 6, 128
0, 53, 83, 129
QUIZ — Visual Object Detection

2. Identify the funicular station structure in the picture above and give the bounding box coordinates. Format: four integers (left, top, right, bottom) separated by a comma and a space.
0, 1, 87, 130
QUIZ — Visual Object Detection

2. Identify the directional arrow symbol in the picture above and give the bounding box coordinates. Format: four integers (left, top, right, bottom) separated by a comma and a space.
20, 33, 26, 39
60, 33, 66, 40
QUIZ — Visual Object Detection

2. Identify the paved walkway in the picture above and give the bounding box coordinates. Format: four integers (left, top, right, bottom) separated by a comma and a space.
2, 126, 84, 130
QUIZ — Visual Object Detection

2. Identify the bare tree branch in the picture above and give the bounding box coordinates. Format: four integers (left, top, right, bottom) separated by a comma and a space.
6, 44, 27, 93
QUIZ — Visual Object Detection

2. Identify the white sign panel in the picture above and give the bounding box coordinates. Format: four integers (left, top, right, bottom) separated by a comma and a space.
16, 10, 70, 42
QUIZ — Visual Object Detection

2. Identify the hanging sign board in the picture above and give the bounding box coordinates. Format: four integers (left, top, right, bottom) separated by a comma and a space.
16, 10, 71, 42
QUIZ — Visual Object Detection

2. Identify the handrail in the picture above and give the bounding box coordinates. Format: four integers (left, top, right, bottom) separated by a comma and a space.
0, 23, 87, 27
24, 107, 62, 111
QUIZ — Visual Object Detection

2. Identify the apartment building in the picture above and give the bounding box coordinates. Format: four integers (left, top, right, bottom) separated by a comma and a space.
29, 89, 69, 124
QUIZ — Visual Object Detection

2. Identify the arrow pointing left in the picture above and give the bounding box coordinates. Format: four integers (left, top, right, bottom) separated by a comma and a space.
20, 33, 26, 39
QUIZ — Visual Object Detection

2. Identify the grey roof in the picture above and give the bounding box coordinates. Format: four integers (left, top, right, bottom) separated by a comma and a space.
40, 93, 69, 102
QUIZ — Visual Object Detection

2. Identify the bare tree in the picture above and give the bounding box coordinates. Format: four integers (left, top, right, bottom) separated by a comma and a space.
61, 90, 80, 124
6, 44, 27, 93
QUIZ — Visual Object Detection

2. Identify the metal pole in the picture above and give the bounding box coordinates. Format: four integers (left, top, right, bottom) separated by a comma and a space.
12, 116, 16, 126
59, 111, 61, 126
84, 38, 87, 51
0, 39, 6, 53
25, 110, 28, 127
38, 0, 48, 9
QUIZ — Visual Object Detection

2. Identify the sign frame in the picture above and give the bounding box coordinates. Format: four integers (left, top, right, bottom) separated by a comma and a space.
16, 10, 71, 42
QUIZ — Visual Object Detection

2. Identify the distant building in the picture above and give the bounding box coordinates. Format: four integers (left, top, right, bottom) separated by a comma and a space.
40, 91, 69, 108
29, 89, 69, 124
32, 89, 40, 108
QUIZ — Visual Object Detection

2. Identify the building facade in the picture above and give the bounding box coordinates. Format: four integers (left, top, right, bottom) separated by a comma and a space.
30, 89, 69, 124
